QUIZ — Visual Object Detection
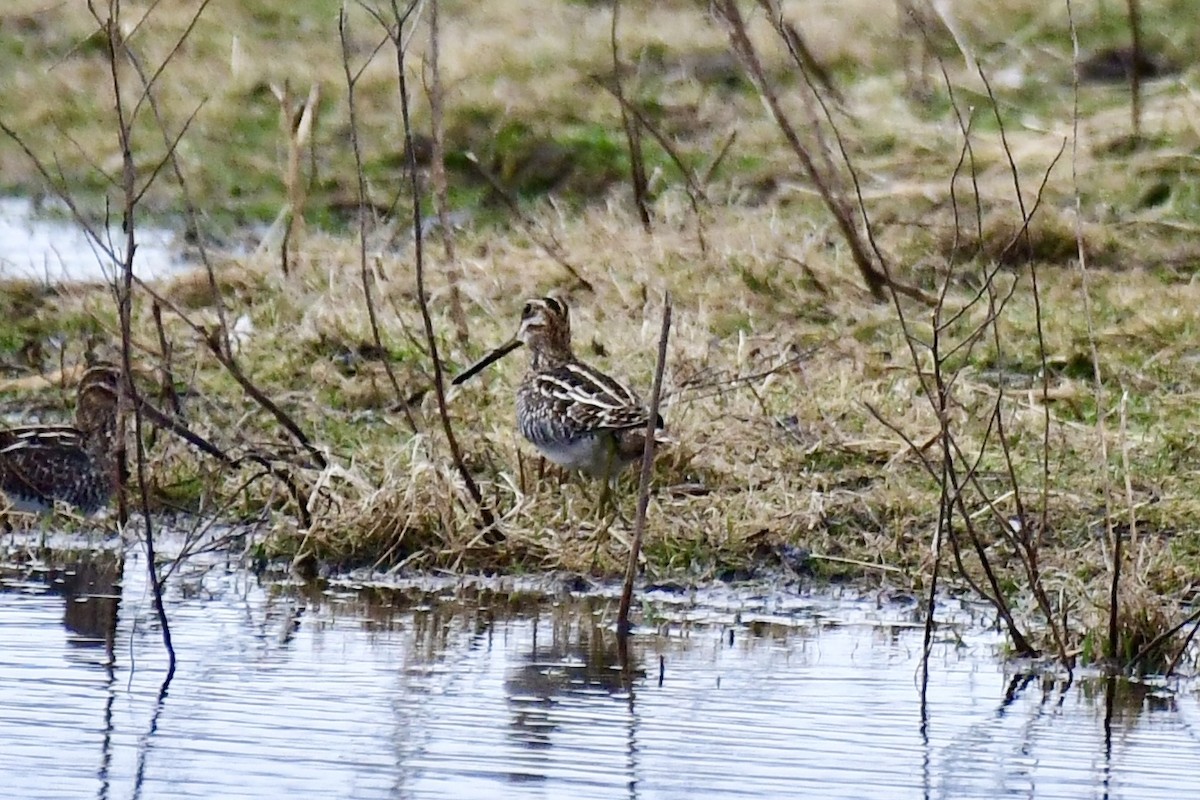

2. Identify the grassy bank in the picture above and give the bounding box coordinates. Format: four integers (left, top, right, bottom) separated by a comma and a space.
2, 1, 1199, 667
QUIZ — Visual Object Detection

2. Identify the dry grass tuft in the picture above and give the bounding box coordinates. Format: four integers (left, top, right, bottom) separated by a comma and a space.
2, 0, 1200, 669
934, 210, 1119, 268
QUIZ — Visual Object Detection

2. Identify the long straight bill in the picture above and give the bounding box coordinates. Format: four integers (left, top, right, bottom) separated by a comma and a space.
451, 338, 522, 385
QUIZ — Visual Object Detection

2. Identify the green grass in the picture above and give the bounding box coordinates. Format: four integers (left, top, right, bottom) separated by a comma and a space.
2, 0, 1200, 669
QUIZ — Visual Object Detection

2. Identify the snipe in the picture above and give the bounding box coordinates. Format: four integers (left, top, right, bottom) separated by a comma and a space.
0, 362, 121, 514
454, 296, 664, 493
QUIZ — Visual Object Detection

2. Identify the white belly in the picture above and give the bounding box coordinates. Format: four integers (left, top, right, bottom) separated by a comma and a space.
534, 434, 612, 477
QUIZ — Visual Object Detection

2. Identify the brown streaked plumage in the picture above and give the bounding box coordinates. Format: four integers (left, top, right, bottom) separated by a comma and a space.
455, 296, 664, 483
0, 362, 121, 514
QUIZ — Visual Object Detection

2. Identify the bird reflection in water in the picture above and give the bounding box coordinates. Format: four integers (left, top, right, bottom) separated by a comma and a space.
56, 551, 123, 666
0, 549, 123, 667
505, 595, 644, 753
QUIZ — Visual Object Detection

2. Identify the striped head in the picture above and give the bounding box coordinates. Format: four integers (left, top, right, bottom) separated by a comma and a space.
517, 296, 573, 368
75, 362, 121, 446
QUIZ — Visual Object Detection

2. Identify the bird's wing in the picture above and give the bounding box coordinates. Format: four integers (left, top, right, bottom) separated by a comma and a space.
533, 362, 652, 434
0, 429, 96, 506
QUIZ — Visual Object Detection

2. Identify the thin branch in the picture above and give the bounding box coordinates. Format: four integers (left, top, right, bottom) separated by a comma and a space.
710, 0, 889, 299
464, 153, 594, 292
592, 77, 707, 204
424, 0, 469, 345
618, 296, 671, 635
339, 8, 415, 432
387, 0, 496, 532
1127, 604, 1200, 675
590, 75, 708, 252
132, 99, 206, 207
90, 0, 176, 681
609, 0, 651, 231
199, 331, 328, 469
1068, 0, 1117, 667
1127, 0, 1143, 139
129, 0, 216, 123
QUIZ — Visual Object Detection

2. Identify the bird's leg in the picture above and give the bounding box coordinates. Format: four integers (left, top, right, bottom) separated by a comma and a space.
596, 457, 613, 520
589, 447, 621, 568
605, 475, 633, 529
552, 462, 574, 529
534, 455, 569, 527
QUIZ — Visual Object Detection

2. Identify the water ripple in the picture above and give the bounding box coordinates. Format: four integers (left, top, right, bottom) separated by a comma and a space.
0, 547, 1197, 799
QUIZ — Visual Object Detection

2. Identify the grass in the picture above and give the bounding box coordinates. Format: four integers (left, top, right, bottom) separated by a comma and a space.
2, 0, 1200, 668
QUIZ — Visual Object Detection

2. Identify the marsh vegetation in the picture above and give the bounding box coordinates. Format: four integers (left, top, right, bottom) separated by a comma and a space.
1, 0, 1198, 672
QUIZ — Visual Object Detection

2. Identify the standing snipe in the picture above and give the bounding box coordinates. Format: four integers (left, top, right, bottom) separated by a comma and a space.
454, 296, 663, 488
0, 362, 121, 514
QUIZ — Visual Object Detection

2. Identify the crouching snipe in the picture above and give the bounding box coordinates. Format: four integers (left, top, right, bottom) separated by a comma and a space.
454, 296, 665, 508
0, 362, 121, 515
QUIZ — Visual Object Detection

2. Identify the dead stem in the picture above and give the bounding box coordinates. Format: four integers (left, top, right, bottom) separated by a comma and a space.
618, 296, 671, 635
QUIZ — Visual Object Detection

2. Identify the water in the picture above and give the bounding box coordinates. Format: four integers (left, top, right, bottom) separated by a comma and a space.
1, 540, 1198, 800
0, 197, 181, 283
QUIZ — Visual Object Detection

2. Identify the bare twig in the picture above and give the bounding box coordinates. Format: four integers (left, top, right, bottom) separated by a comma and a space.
114, 17, 232, 360
90, 0, 176, 681
888, 7, 1074, 662
609, 0, 651, 231
591, 83, 707, 204
424, 0, 469, 345
618, 296, 671, 635
119, 10, 326, 489
132, 376, 315, 529
1127, 0, 1143, 139
464, 153, 594, 292
6, 2, 317, 531
711, 0, 892, 300
590, 73, 709, 252
1067, 0, 1118, 668
701, 130, 737, 187
150, 301, 182, 417
771, 13, 843, 103
339, 8, 415, 433
1126, 604, 1200, 675
386, 0, 497, 533
126, 0, 211, 123
200, 331, 328, 469
1163, 610, 1200, 678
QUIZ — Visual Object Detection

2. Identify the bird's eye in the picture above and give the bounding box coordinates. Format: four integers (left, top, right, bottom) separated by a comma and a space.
521, 302, 534, 318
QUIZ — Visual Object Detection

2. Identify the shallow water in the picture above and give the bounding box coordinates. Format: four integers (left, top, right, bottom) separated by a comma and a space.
0, 197, 180, 283
1, 540, 1198, 800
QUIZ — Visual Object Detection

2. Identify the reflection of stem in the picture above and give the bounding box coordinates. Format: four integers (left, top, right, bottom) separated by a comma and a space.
919, 677, 930, 800
131, 677, 174, 800
97, 658, 116, 800
1102, 675, 1117, 800
918, 459, 944, 742
616, 633, 640, 800
106, 554, 125, 670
